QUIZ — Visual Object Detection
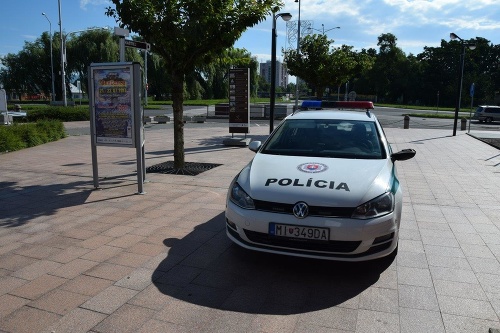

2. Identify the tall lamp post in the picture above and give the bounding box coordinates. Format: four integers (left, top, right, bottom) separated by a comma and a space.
42, 13, 55, 103
270, 12, 292, 133
61, 27, 110, 103
58, 0, 66, 106
450, 32, 476, 136
293, 0, 301, 113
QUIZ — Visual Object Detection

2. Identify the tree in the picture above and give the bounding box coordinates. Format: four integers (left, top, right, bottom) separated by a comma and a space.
257, 74, 271, 96
0, 37, 53, 99
106, 0, 282, 169
198, 47, 258, 99
66, 29, 122, 96
146, 53, 172, 100
368, 33, 409, 103
284, 34, 358, 99
348, 48, 376, 97
0, 29, 127, 101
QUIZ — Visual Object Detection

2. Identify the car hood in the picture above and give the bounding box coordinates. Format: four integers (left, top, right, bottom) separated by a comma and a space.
237, 153, 394, 207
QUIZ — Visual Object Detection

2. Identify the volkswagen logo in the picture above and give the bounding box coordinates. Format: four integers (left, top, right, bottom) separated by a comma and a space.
293, 202, 309, 219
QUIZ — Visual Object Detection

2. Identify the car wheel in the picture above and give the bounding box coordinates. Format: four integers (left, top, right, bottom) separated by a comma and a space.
486, 117, 493, 123
478, 119, 483, 123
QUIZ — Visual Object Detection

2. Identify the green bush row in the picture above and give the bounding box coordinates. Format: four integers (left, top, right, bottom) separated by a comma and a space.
0, 120, 66, 153
26, 106, 90, 122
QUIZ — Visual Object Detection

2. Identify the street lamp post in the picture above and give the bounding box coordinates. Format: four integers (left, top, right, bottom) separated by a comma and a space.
293, 0, 301, 113
61, 27, 111, 104
58, 0, 66, 106
312, 24, 340, 35
42, 13, 55, 103
270, 12, 292, 134
450, 32, 476, 136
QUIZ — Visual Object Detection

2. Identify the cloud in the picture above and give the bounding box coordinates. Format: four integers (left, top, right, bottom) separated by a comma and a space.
80, 0, 111, 10
21, 35, 37, 40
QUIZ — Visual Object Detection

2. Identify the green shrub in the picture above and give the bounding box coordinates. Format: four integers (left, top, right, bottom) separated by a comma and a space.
0, 127, 27, 151
35, 120, 65, 141
27, 106, 90, 122
0, 120, 66, 153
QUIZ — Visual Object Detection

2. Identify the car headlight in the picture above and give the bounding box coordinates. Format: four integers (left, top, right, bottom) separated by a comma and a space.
352, 192, 394, 219
230, 182, 255, 209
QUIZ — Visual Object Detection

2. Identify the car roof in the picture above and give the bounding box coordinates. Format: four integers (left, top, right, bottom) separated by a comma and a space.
286, 110, 378, 122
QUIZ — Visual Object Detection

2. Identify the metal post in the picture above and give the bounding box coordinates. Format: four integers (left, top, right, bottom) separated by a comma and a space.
450, 33, 475, 136
114, 27, 130, 62
293, 0, 301, 112
42, 13, 55, 102
436, 91, 439, 113
468, 83, 474, 133
270, 17, 277, 134
144, 50, 148, 106
269, 12, 292, 133
120, 38, 126, 62
58, 0, 66, 106
453, 45, 465, 136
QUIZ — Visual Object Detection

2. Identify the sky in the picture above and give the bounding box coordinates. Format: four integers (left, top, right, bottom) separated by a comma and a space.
1, 0, 499, 65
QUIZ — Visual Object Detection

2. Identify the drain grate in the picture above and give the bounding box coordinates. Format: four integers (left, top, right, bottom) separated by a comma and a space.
146, 161, 222, 176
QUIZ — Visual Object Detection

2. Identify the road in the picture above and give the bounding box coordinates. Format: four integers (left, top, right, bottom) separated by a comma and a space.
64, 105, 500, 136
370, 106, 500, 132
145, 105, 500, 132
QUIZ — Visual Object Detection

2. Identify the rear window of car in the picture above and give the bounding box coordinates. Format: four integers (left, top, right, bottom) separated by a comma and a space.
262, 119, 386, 159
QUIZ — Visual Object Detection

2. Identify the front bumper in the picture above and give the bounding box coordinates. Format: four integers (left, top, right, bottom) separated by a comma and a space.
225, 201, 399, 261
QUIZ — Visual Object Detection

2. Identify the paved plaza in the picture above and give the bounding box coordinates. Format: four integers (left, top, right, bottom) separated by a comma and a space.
0, 122, 500, 332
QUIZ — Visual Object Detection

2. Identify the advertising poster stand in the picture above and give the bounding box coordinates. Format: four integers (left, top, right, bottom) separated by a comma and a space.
88, 62, 146, 194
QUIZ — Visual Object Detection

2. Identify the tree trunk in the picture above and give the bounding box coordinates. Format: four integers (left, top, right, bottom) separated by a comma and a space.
171, 71, 185, 169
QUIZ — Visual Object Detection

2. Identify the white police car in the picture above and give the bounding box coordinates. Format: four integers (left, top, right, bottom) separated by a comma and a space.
225, 108, 415, 261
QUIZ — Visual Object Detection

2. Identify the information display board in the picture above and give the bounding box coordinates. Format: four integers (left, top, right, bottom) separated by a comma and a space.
88, 62, 146, 193
228, 68, 250, 134
90, 64, 136, 147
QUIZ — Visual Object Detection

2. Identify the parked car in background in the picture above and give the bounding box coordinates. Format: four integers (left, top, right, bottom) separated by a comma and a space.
472, 105, 500, 123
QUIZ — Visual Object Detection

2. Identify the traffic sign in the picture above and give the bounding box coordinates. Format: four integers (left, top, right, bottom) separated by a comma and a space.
124, 40, 150, 51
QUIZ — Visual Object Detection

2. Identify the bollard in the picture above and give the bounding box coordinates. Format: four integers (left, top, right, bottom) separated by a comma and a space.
461, 118, 467, 131
403, 115, 410, 129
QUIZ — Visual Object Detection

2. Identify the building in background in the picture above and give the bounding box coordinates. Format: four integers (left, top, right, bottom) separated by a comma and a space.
260, 60, 288, 88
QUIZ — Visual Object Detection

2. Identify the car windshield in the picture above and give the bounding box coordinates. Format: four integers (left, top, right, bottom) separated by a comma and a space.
262, 119, 386, 159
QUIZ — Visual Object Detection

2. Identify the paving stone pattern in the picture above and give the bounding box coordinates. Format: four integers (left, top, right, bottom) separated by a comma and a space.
0, 123, 499, 333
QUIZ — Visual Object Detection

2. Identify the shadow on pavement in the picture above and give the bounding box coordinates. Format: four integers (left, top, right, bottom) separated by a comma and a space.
145, 134, 269, 158
0, 180, 92, 228
152, 212, 393, 314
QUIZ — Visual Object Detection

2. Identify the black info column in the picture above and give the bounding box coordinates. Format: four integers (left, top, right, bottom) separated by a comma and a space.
228, 68, 250, 134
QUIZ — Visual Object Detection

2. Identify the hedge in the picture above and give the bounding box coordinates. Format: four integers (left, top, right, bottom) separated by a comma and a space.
0, 120, 66, 153
26, 106, 90, 122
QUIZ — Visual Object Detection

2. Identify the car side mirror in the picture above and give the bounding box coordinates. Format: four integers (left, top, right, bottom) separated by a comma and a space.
391, 149, 416, 162
249, 141, 261, 152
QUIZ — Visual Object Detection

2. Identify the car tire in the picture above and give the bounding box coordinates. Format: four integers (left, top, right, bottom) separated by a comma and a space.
486, 117, 493, 123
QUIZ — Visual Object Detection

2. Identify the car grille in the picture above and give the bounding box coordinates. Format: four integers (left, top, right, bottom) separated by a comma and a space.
253, 200, 355, 217
243, 229, 361, 253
